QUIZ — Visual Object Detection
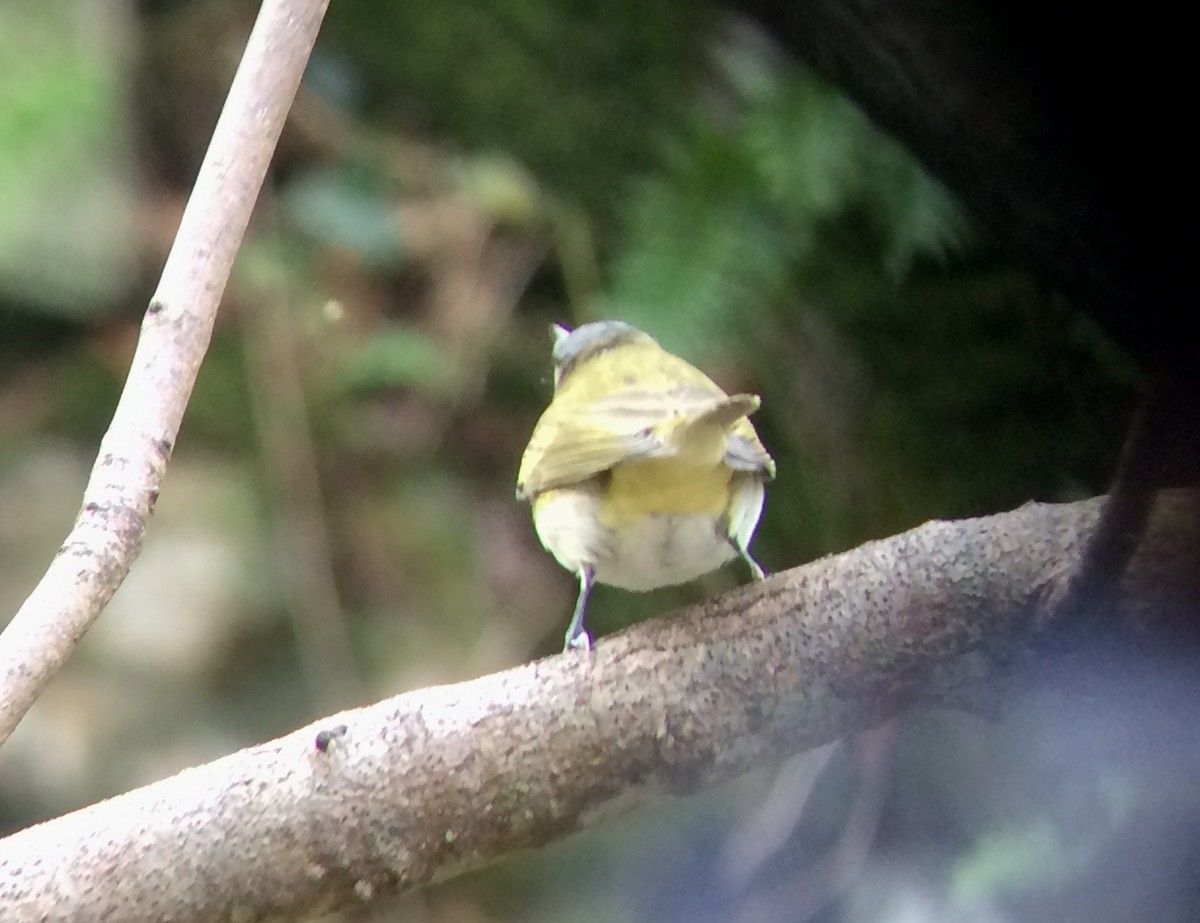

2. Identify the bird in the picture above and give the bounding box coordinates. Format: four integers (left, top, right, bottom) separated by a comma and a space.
516, 320, 775, 651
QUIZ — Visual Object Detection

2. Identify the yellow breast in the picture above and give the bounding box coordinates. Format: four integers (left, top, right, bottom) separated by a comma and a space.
601, 457, 732, 527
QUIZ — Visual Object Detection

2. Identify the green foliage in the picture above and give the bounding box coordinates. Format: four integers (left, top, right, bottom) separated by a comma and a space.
179, 331, 259, 451
284, 169, 404, 266
331, 327, 459, 398
590, 49, 1132, 557
40, 350, 124, 446
852, 275, 1135, 519
606, 63, 966, 363
0, 3, 138, 315
321, 0, 701, 230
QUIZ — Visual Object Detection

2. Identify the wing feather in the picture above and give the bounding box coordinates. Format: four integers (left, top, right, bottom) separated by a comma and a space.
517, 341, 775, 497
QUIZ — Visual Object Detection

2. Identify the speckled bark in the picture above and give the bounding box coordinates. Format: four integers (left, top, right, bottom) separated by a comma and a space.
0, 0, 331, 745
8, 493, 1194, 923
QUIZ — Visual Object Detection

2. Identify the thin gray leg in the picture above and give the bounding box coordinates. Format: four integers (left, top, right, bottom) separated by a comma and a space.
732, 539, 766, 581
564, 565, 595, 651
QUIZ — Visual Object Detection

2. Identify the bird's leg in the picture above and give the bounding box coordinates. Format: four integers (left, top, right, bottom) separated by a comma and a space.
732, 539, 767, 581
563, 565, 595, 651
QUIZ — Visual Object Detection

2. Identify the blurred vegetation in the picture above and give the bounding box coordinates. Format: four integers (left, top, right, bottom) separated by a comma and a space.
1, 1, 1172, 922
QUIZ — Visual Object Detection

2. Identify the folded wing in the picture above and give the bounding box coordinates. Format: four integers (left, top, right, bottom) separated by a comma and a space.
517, 384, 772, 498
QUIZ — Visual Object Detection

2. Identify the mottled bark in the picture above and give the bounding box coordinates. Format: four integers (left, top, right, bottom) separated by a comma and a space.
10, 493, 1198, 923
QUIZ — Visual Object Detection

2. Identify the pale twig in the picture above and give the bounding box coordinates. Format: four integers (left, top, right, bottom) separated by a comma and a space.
0, 0, 331, 746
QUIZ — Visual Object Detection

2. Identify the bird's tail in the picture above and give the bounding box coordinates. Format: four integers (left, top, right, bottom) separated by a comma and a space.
688, 393, 760, 430
662, 393, 761, 463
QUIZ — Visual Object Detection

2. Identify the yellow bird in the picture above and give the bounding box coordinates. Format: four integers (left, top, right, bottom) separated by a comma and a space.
516, 320, 776, 651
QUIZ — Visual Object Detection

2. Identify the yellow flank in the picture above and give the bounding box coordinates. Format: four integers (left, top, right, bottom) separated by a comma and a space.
601, 457, 733, 527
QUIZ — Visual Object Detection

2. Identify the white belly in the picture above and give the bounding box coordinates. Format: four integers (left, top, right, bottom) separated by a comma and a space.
531, 481, 752, 591
596, 510, 737, 589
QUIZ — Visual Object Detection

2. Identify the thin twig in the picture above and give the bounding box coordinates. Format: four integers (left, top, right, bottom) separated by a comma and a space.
0, 0, 331, 746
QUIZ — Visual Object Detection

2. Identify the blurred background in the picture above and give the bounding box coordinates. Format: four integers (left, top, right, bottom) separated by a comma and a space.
4, 1, 1182, 921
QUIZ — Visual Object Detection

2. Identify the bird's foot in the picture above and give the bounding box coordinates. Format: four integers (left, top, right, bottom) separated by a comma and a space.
564, 629, 592, 652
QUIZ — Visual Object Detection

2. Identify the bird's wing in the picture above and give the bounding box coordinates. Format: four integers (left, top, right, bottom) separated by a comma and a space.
517, 384, 740, 498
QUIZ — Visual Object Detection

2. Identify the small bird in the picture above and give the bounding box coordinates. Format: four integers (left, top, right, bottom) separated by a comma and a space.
516, 320, 775, 651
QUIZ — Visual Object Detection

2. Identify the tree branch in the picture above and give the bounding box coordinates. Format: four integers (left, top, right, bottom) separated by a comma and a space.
0, 0, 331, 746
1, 498, 1124, 923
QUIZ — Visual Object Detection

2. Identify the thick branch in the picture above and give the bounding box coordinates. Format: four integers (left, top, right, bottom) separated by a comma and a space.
0, 498, 1115, 923
0, 0, 330, 745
